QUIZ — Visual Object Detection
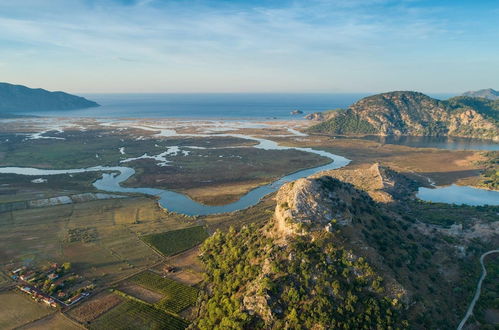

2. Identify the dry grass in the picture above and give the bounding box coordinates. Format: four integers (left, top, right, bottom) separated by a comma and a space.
0, 290, 54, 329
274, 136, 486, 186
19, 312, 83, 330
67, 291, 123, 323
118, 282, 164, 303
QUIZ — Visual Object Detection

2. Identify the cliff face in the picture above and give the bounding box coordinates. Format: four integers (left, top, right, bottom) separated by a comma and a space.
308, 91, 499, 141
274, 177, 362, 237
0, 82, 99, 112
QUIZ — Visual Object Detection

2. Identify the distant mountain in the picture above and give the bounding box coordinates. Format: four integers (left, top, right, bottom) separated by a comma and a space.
308, 91, 499, 141
462, 88, 499, 100
0, 82, 99, 113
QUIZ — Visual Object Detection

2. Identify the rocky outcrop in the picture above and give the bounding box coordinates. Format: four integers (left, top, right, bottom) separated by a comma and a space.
316, 163, 418, 203
274, 177, 361, 237
273, 164, 417, 238
304, 110, 337, 121
308, 91, 499, 141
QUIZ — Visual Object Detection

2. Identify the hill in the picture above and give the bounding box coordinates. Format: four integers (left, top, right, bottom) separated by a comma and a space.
308, 91, 499, 141
462, 88, 499, 100
0, 82, 99, 113
195, 165, 499, 329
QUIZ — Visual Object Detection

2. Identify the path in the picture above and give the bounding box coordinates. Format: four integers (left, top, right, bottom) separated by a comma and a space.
457, 249, 499, 330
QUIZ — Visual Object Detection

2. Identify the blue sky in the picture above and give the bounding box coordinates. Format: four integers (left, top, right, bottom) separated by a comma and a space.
0, 0, 498, 93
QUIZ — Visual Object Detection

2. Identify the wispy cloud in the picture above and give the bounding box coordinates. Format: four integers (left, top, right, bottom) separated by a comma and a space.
0, 0, 497, 92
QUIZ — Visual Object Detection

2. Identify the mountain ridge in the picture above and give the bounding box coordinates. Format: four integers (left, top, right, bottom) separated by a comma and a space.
0, 82, 99, 113
462, 88, 499, 100
308, 91, 499, 141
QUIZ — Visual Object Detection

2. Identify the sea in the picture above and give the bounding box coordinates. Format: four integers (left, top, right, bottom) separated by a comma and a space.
26, 92, 455, 120
19, 92, 498, 150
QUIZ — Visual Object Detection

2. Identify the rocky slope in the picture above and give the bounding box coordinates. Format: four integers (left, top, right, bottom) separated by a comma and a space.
308, 91, 499, 141
462, 88, 499, 100
0, 82, 99, 113
196, 165, 496, 329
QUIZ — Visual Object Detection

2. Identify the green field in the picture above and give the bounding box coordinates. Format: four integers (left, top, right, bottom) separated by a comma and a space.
89, 299, 188, 330
142, 226, 209, 256
130, 271, 198, 313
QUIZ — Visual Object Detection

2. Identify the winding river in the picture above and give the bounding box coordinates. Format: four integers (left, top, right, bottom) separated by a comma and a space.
0, 130, 498, 215
0, 133, 350, 216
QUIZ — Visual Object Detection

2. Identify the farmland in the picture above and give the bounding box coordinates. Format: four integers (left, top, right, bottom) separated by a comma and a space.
129, 271, 199, 313
20, 312, 83, 330
67, 291, 123, 323
88, 299, 188, 330
0, 197, 195, 286
142, 226, 209, 256
0, 290, 53, 329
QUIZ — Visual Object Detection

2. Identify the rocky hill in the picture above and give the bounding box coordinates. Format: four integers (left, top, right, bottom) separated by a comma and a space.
195, 165, 495, 329
0, 82, 99, 113
308, 91, 499, 141
462, 88, 499, 100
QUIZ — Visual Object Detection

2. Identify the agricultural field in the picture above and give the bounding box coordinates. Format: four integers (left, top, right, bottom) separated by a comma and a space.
142, 226, 209, 256
0, 197, 196, 287
19, 312, 83, 330
67, 291, 123, 323
0, 290, 54, 329
118, 282, 164, 304
89, 299, 188, 330
129, 271, 199, 313
162, 247, 205, 286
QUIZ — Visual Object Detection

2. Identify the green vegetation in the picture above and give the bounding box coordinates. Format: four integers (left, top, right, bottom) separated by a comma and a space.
197, 225, 405, 329
307, 91, 498, 139
142, 226, 209, 256
406, 201, 499, 228
89, 299, 188, 330
129, 271, 198, 313
476, 151, 499, 190
308, 110, 377, 135
446, 96, 499, 123
474, 255, 499, 328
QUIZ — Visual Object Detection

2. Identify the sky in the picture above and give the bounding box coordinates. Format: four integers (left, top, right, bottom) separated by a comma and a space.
0, 0, 498, 93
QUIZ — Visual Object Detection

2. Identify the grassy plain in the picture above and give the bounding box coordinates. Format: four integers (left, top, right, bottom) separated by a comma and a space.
0, 290, 54, 329
273, 135, 486, 186
19, 312, 84, 330
0, 129, 330, 205
123, 147, 330, 205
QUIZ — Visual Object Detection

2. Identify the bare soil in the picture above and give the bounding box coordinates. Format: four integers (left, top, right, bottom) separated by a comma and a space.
67, 291, 123, 323
118, 282, 164, 303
